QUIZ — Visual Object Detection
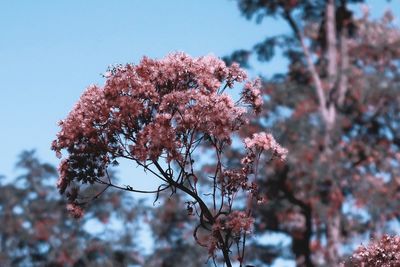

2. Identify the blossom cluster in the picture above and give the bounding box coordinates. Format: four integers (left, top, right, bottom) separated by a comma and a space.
242, 79, 263, 113
218, 132, 288, 198
66, 203, 84, 219
349, 235, 400, 266
219, 169, 249, 196
244, 132, 288, 160
52, 52, 263, 197
208, 211, 254, 255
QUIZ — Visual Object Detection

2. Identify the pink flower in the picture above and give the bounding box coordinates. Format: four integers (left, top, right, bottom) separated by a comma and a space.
213, 211, 254, 236
226, 211, 254, 235
52, 52, 264, 194
242, 78, 263, 113
350, 235, 400, 266
244, 132, 288, 160
66, 203, 84, 219
57, 159, 70, 194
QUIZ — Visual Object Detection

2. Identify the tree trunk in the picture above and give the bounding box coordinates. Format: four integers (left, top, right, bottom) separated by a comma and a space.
326, 213, 341, 265
324, 0, 338, 135
324, 2, 342, 264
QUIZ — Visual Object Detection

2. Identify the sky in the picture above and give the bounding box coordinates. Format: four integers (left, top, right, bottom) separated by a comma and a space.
1, 0, 399, 186
1, 1, 400, 266
0, 0, 289, 186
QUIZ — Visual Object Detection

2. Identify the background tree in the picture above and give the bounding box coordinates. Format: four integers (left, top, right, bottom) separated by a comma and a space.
220, 1, 400, 266
143, 195, 209, 267
0, 150, 143, 267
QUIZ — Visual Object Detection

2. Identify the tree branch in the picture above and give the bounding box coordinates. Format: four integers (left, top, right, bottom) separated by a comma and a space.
325, 0, 338, 132
337, 14, 349, 106
283, 9, 329, 125
151, 160, 233, 267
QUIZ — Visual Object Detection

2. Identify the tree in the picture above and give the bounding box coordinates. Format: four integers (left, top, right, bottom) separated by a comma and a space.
0, 150, 142, 266
223, 1, 400, 266
51, 52, 287, 266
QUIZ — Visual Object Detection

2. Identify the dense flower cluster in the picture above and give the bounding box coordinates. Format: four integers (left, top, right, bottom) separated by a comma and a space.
244, 132, 288, 160
242, 79, 263, 113
208, 211, 254, 255
52, 52, 263, 196
219, 169, 248, 195
66, 203, 84, 219
349, 235, 400, 266
218, 132, 288, 198
225, 211, 254, 235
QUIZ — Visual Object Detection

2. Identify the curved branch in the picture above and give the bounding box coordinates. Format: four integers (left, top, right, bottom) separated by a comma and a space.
94, 177, 171, 194
282, 9, 330, 127
151, 160, 233, 267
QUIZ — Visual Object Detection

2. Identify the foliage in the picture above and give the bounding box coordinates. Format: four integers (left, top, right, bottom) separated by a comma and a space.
0, 151, 142, 267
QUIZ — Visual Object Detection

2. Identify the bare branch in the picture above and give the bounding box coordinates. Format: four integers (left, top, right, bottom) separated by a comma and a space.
283, 9, 329, 124
337, 24, 349, 106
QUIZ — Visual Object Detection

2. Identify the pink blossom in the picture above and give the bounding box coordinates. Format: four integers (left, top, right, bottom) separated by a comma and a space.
207, 211, 254, 257
212, 211, 254, 237
219, 169, 248, 195
244, 132, 288, 160
57, 159, 69, 194
349, 235, 400, 266
242, 78, 263, 113
52, 52, 264, 195
66, 203, 84, 219
226, 211, 254, 235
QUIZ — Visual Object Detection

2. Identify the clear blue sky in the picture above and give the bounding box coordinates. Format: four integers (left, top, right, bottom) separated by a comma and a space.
0, 0, 399, 187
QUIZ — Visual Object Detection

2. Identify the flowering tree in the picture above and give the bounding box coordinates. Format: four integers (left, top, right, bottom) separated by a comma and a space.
52, 53, 287, 266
